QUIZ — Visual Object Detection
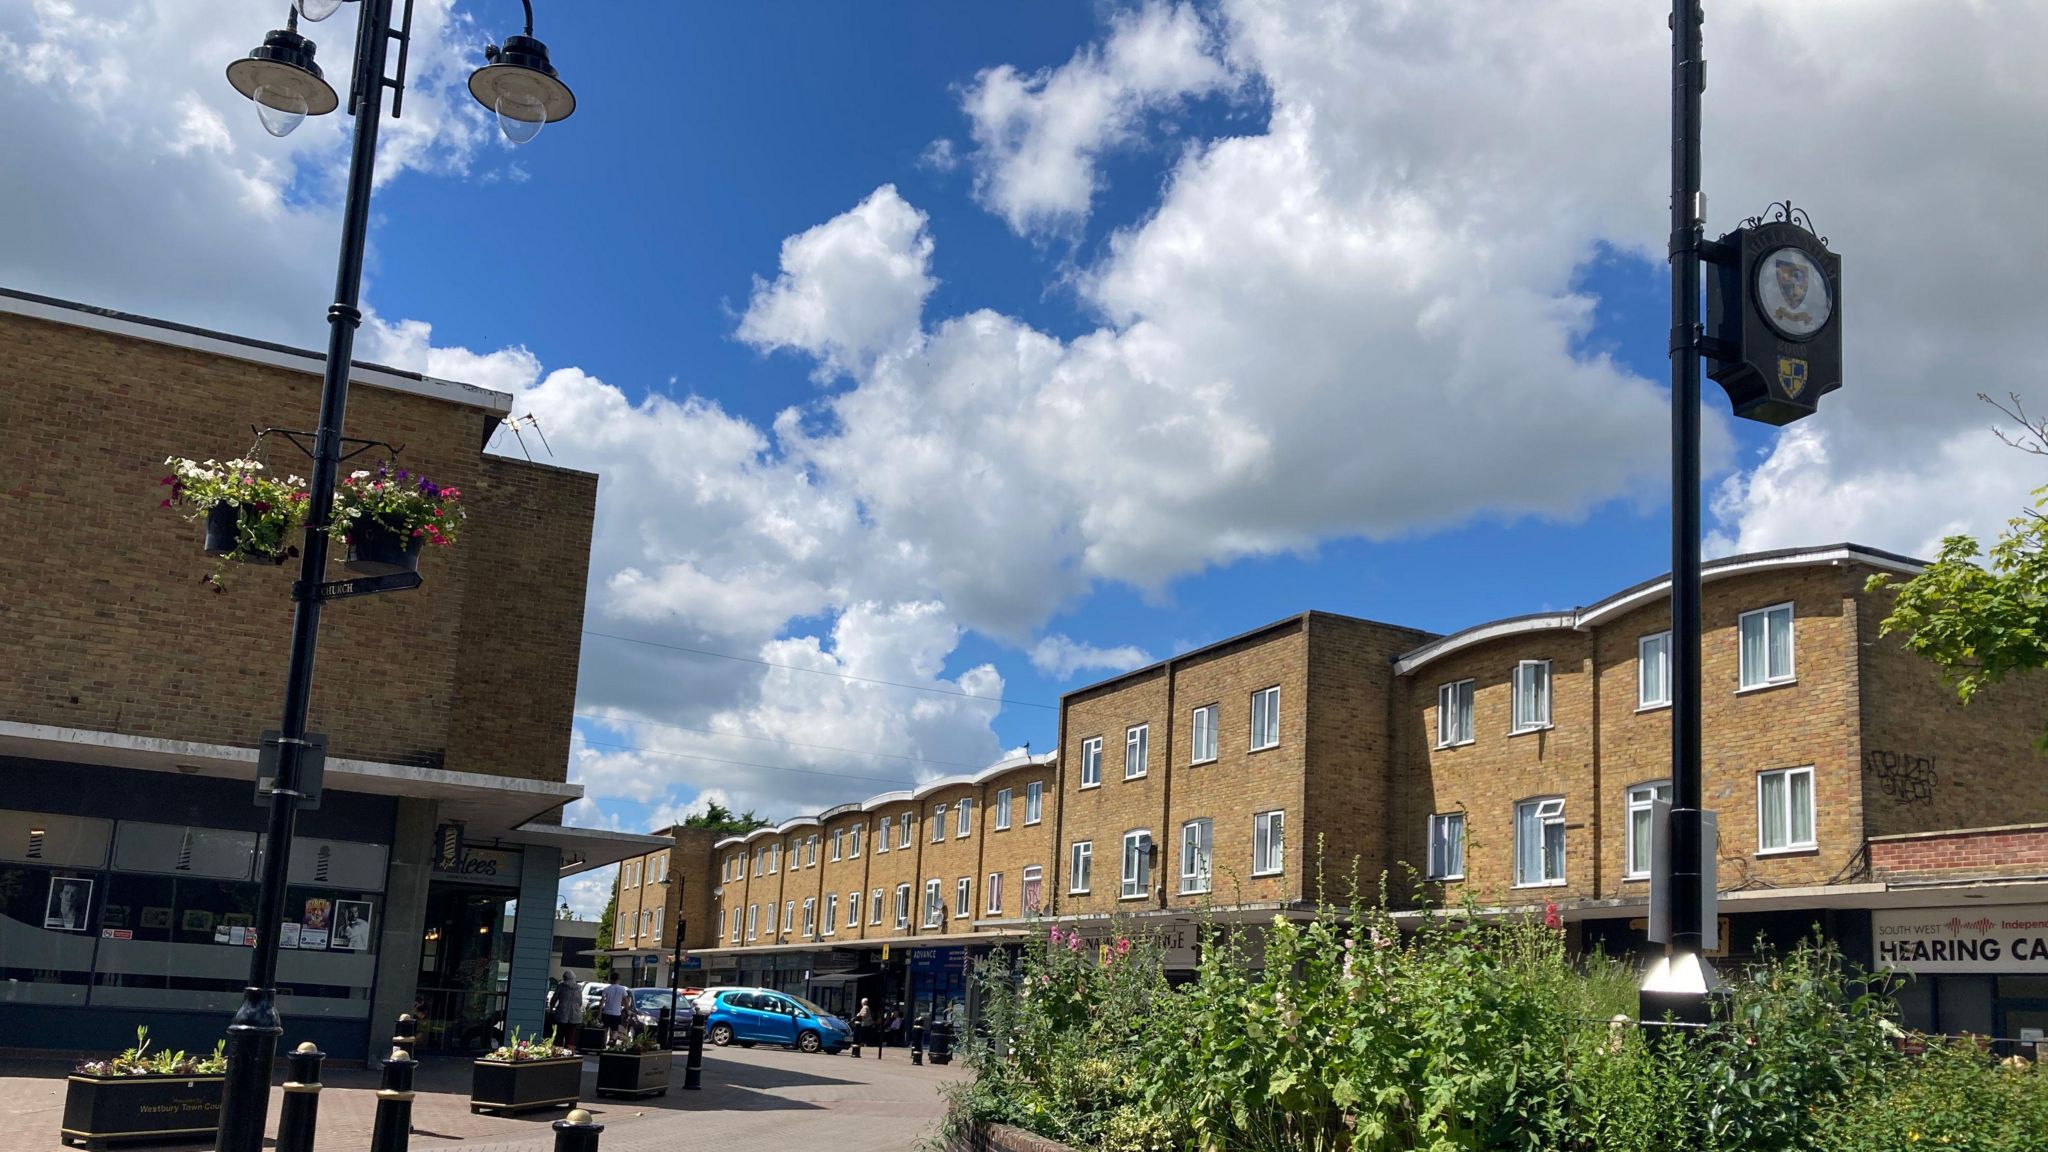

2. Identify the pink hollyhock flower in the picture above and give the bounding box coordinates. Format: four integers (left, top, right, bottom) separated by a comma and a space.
1544, 903, 1562, 931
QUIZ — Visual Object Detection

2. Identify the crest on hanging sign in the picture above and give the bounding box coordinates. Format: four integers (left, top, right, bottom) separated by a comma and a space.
1777, 357, 1808, 399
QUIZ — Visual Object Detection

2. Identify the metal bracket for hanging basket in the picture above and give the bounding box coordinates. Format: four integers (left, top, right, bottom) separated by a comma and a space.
250, 425, 405, 462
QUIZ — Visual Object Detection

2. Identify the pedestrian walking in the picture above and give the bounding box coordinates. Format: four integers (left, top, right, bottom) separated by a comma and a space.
885, 1003, 904, 1052
599, 972, 630, 1043
854, 997, 875, 1058
548, 970, 580, 1045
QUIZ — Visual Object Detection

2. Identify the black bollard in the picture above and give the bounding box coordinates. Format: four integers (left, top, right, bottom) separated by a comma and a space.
659, 1006, 674, 1050
275, 1042, 325, 1152
368, 1049, 415, 1152
683, 1014, 704, 1090
392, 1013, 418, 1062
553, 1107, 604, 1152
911, 1015, 924, 1066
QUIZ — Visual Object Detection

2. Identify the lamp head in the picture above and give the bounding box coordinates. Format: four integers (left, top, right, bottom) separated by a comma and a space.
225, 26, 339, 137
469, 33, 575, 144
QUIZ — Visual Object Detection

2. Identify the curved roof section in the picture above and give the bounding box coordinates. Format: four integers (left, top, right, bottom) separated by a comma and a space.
713, 750, 1057, 847
1393, 544, 1924, 677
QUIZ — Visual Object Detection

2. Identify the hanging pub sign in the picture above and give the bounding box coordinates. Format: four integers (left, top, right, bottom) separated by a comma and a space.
1703, 201, 1842, 425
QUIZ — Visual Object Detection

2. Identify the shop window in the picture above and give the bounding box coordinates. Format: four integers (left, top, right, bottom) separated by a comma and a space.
114, 822, 258, 880
1, 811, 112, 868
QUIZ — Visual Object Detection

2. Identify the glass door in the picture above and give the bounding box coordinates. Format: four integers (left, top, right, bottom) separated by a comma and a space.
415, 887, 511, 1052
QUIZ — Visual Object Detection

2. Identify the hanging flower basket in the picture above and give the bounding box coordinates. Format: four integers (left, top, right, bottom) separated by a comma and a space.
159, 458, 308, 590
332, 462, 463, 576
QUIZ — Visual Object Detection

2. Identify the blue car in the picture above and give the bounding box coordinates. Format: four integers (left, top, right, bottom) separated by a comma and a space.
694, 987, 852, 1054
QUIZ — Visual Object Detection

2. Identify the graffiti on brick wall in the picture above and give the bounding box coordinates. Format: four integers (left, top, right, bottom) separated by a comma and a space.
1866, 750, 1936, 805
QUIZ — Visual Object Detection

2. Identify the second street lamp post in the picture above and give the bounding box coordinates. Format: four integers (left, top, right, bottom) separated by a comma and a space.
214, 4, 573, 1150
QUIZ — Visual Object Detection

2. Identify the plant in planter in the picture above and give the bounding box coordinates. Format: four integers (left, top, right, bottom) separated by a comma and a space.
471, 1027, 582, 1116
575, 1004, 608, 1053
159, 457, 309, 589
596, 1012, 671, 1099
62, 1028, 227, 1149
329, 461, 463, 576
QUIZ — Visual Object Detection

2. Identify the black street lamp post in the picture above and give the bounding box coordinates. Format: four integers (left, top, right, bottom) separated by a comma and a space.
213, 4, 572, 1149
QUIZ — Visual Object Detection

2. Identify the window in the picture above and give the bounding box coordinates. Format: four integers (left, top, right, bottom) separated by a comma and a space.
1125, 725, 1149, 779
956, 877, 972, 918
1739, 604, 1796, 689
1512, 660, 1552, 732
1251, 686, 1280, 750
807, 835, 818, 867
720, 908, 728, 941
877, 822, 889, 854
957, 799, 973, 838
752, 849, 762, 877
1514, 798, 1567, 886
1758, 766, 1816, 851
1120, 831, 1153, 899
871, 888, 884, 925
1427, 812, 1465, 880
654, 855, 667, 883
1026, 781, 1044, 825
802, 897, 816, 937
745, 904, 758, 941
652, 915, 662, 944
623, 861, 637, 888
894, 884, 911, 929
899, 812, 913, 848
768, 844, 780, 874
1639, 632, 1672, 708
1437, 680, 1475, 747
1191, 704, 1218, 763
1069, 842, 1092, 894
1080, 737, 1103, 788
850, 824, 862, 857
822, 894, 837, 936
994, 789, 1013, 830
1253, 810, 1285, 876
1022, 866, 1044, 913
830, 830, 843, 862
783, 901, 795, 934
1626, 782, 1671, 878
931, 805, 947, 843
924, 879, 944, 927
986, 872, 1004, 915
1180, 819, 1213, 894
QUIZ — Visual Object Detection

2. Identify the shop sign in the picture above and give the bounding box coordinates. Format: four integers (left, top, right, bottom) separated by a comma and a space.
1873, 904, 2048, 974
909, 946, 968, 973
431, 842, 521, 887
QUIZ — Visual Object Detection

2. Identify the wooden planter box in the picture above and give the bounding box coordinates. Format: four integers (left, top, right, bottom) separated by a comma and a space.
595, 1050, 671, 1099
469, 1056, 583, 1116
575, 1024, 608, 1053
60, 1073, 223, 1149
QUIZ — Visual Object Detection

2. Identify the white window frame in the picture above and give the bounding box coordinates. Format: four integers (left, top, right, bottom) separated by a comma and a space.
1069, 841, 1092, 894
822, 894, 837, 936
899, 812, 913, 848
1638, 632, 1672, 710
1022, 865, 1044, 914
1626, 781, 1671, 879
1179, 819, 1213, 895
876, 822, 890, 854
1125, 725, 1149, 780
986, 872, 1004, 915
931, 804, 947, 844
652, 915, 662, 944
1427, 812, 1465, 881
783, 900, 795, 934
1080, 736, 1103, 788
849, 824, 862, 858
1511, 660, 1553, 734
1026, 781, 1044, 825
870, 888, 884, 925
924, 879, 945, 928
1250, 686, 1280, 751
1757, 765, 1817, 853
894, 884, 911, 929
1437, 679, 1475, 748
1739, 603, 1797, 690
1191, 703, 1219, 764
830, 830, 843, 862
1120, 830, 1153, 900
994, 788, 1013, 830
813, 896, 828, 937
1514, 797, 1568, 887
1253, 810, 1285, 876
745, 904, 758, 941
956, 798, 973, 838
955, 877, 972, 918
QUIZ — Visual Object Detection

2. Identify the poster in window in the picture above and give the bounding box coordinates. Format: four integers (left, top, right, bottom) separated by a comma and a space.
140, 906, 172, 930
298, 927, 329, 950
101, 904, 129, 929
331, 901, 373, 951
44, 877, 93, 931
280, 922, 302, 949
302, 898, 331, 932
182, 909, 215, 934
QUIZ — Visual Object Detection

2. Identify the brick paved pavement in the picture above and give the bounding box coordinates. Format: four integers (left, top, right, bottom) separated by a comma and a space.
3, 1044, 966, 1151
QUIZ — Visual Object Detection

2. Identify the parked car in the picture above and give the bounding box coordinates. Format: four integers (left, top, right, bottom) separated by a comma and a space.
693, 987, 852, 1054
627, 987, 702, 1045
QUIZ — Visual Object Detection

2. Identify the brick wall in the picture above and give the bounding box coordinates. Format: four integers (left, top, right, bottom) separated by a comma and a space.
0, 309, 593, 785
1869, 825, 2048, 880
1305, 615, 1433, 900
1057, 666, 1172, 916
977, 768, 1055, 922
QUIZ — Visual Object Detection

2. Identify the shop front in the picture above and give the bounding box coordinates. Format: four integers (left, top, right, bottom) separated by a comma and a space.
1875, 902, 2048, 1055
412, 840, 524, 1053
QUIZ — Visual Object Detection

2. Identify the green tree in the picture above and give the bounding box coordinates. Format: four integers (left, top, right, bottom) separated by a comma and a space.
681, 802, 772, 837
593, 890, 617, 981
1869, 395, 2048, 744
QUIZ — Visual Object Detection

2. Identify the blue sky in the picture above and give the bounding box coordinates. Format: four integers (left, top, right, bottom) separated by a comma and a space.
7, 1, 2046, 913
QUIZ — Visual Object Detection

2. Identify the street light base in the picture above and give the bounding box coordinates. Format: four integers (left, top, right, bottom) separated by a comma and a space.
1638, 951, 1726, 1034
215, 987, 285, 1152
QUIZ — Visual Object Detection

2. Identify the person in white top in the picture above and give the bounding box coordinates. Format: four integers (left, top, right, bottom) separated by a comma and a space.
600, 976, 630, 1041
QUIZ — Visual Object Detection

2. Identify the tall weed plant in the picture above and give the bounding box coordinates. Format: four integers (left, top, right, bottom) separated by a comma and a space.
951, 877, 2045, 1152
